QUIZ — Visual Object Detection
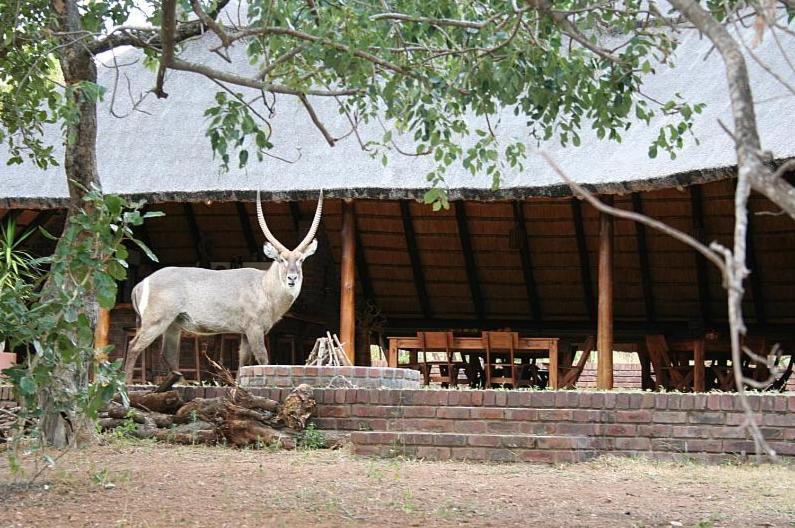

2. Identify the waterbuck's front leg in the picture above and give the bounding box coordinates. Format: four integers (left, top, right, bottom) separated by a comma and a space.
237, 334, 251, 369
245, 328, 269, 365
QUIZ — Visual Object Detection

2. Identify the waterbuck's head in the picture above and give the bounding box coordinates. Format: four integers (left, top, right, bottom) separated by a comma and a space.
256, 190, 323, 293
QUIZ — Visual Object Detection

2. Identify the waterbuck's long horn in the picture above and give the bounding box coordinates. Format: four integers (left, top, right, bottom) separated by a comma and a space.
256, 190, 288, 253
296, 190, 324, 251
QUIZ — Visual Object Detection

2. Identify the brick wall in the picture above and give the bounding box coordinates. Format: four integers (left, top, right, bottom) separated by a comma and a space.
163, 386, 795, 463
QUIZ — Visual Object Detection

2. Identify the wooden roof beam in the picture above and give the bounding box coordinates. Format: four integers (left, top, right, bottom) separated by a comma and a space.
746, 209, 766, 324
455, 201, 485, 322
19, 210, 56, 241
631, 194, 656, 324
400, 201, 432, 319
354, 213, 376, 304
184, 204, 210, 268
236, 202, 259, 259
512, 201, 541, 321
571, 199, 596, 321
689, 185, 711, 326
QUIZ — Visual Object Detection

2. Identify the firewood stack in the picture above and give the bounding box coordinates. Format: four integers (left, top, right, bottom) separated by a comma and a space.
0, 406, 34, 443
305, 332, 352, 366
99, 369, 316, 449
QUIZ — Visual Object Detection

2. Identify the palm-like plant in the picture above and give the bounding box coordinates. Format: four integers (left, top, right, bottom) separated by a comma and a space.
0, 220, 39, 293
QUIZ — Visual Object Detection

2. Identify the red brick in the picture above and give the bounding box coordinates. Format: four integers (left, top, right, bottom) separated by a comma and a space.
353, 367, 368, 377
788, 396, 795, 412
537, 409, 573, 422
518, 450, 562, 463
486, 421, 522, 434
519, 422, 555, 435
437, 407, 471, 420
468, 434, 502, 447
571, 410, 601, 422
682, 439, 724, 453
688, 412, 725, 425
629, 393, 644, 409
530, 391, 556, 407
495, 392, 508, 406
720, 394, 735, 411
614, 437, 651, 451
636, 424, 672, 437
652, 411, 687, 424
616, 393, 631, 409
536, 436, 585, 450
433, 433, 468, 447
615, 410, 651, 423
499, 435, 537, 449
505, 408, 538, 421
351, 444, 385, 457
722, 440, 755, 453
487, 449, 518, 462
709, 426, 747, 439
671, 425, 706, 438
316, 405, 350, 418
707, 394, 722, 410
650, 438, 687, 452
483, 391, 497, 406
399, 419, 454, 433
508, 392, 533, 407
450, 447, 487, 461
589, 393, 605, 409
401, 406, 435, 418
577, 392, 593, 408
471, 408, 505, 420
448, 391, 471, 406
454, 420, 488, 434
762, 414, 795, 427
555, 423, 599, 436
602, 424, 637, 436
772, 397, 788, 412
768, 441, 795, 456
470, 391, 484, 406
604, 393, 617, 408
654, 394, 668, 409
399, 432, 435, 445
415, 446, 452, 460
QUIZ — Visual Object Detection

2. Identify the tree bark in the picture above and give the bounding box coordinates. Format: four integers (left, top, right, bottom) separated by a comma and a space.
38, 0, 102, 448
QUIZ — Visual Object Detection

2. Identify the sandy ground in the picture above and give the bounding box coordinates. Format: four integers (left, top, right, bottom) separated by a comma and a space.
0, 441, 793, 528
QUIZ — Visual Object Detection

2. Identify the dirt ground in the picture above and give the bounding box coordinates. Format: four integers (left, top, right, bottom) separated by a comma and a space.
0, 441, 793, 528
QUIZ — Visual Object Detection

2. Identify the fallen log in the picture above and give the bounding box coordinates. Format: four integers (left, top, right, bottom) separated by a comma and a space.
123, 390, 184, 414
155, 371, 183, 393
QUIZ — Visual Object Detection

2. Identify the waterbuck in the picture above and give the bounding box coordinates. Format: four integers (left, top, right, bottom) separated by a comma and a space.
123, 191, 323, 381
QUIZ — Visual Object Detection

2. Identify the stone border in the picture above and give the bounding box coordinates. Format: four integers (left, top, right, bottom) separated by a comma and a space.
238, 365, 421, 389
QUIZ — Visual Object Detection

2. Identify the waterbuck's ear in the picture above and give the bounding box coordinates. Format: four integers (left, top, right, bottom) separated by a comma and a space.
301, 239, 318, 258
263, 242, 280, 260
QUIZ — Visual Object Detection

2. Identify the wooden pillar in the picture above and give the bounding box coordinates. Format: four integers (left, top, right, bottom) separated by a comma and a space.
597, 200, 614, 390
339, 199, 356, 365
94, 308, 111, 352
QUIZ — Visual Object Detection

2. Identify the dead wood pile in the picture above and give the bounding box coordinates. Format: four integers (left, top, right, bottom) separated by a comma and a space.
99, 370, 317, 449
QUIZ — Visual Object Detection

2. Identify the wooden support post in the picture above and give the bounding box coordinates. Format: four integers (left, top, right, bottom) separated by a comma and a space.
693, 339, 705, 392
339, 199, 356, 365
571, 199, 596, 321
597, 199, 614, 390
94, 308, 111, 350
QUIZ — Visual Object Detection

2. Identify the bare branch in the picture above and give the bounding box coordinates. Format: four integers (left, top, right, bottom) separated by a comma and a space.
190, 0, 231, 48
298, 94, 336, 147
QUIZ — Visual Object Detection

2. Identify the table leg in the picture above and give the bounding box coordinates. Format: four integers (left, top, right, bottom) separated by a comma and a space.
549, 342, 559, 390
693, 339, 705, 392
388, 341, 397, 368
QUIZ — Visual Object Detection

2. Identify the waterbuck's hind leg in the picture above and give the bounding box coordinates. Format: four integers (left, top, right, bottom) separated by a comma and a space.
245, 328, 269, 366
124, 316, 175, 383
160, 324, 182, 374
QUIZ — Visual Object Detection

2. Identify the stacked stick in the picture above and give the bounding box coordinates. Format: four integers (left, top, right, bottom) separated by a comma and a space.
305, 332, 352, 367
98, 365, 316, 449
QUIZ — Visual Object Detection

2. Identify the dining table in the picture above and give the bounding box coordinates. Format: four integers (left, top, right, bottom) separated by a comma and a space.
387, 334, 562, 389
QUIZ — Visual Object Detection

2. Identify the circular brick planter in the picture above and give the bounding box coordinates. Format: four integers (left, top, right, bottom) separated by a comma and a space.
238, 365, 421, 389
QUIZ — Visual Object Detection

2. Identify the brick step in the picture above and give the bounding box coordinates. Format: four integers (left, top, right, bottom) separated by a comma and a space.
350, 431, 596, 463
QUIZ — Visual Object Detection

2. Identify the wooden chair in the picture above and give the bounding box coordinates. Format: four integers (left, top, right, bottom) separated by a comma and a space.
483, 331, 519, 388
645, 334, 696, 391
416, 332, 462, 387
558, 336, 595, 389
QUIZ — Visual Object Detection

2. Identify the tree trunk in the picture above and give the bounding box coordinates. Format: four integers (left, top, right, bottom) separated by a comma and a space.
39, 0, 102, 448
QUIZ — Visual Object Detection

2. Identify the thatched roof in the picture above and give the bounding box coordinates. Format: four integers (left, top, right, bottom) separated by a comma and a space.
2, 11, 794, 208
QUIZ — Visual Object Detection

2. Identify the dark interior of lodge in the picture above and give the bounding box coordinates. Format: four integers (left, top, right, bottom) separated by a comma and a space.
3, 177, 794, 392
